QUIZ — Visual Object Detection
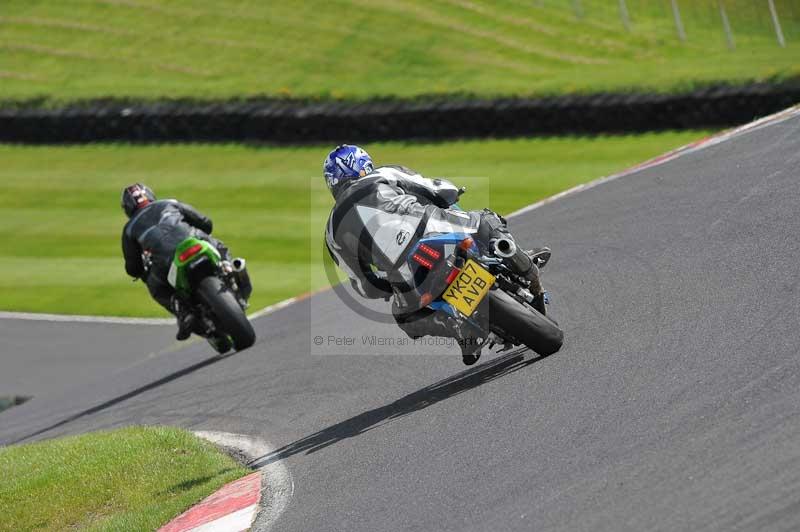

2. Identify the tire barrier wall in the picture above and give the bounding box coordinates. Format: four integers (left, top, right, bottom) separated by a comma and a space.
1, 82, 798, 144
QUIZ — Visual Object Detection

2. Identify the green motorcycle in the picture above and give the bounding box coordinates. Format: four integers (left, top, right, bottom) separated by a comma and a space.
167, 237, 256, 354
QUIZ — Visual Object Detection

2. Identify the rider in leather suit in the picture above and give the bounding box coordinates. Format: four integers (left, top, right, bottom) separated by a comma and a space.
323, 145, 549, 365
121, 184, 231, 340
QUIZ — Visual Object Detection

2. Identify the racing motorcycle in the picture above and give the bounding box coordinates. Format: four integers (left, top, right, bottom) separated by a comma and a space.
166, 237, 256, 354
398, 196, 563, 357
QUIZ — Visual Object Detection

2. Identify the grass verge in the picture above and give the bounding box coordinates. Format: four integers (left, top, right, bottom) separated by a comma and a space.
0, 426, 249, 531
0, 130, 709, 316
0, 0, 797, 101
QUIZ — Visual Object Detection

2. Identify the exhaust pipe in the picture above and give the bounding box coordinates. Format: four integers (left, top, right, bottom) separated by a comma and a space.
491, 238, 517, 258
492, 237, 534, 277
231, 257, 252, 301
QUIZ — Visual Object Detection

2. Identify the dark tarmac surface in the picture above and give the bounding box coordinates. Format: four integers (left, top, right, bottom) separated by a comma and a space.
0, 319, 175, 398
2, 112, 800, 531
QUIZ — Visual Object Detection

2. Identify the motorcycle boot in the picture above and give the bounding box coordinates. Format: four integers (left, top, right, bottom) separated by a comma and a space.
523, 248, 551, 315
395, 307, 485, 366
171, 295, 197, 341
459, 336, 483, 366
496, 244, 550, 315
477, 210, 549, 308
527, 247, 551, 269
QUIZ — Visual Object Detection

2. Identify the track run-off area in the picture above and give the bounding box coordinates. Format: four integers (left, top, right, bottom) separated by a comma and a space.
2, 107, 800, 531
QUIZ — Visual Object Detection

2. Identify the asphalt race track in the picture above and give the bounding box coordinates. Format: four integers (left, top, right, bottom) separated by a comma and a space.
0, 319, 175, 399
2, 112, 800, 531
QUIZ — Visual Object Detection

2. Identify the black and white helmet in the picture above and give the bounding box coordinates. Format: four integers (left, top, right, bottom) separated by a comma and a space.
121, 183, 156, 217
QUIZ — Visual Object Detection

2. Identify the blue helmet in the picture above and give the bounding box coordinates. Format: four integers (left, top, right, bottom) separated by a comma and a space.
323, 144, 374, 196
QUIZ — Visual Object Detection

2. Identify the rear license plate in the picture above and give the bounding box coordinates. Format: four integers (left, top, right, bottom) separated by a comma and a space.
442, 259, 496, 317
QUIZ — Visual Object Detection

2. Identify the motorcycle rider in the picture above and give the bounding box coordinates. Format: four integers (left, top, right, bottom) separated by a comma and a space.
323, 145, 550, 365
121, 183, 232, 341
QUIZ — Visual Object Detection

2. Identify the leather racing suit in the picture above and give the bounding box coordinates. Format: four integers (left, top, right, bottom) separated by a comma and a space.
122, 199, 230, 313
325, 165, 541, 343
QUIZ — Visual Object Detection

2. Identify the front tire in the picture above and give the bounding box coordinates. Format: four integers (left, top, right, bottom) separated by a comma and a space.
488, 289, 563, 356
197, 276, 256, 351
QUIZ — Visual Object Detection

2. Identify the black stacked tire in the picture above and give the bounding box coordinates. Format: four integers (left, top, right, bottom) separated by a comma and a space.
488, 289, 563, 356
197, 277, 256, 350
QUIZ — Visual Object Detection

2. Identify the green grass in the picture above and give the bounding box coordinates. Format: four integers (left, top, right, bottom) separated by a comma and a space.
0, 131, 709, 316
0, 0, 797, 101
0, 426, 250, 531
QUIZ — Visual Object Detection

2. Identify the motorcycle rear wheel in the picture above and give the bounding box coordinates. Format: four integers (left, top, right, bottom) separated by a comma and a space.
197, 276, 256, 351
488, 289, 563, 356
207, 335, 233, 355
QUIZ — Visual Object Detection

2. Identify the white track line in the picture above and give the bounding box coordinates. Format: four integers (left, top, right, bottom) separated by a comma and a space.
0, 294, 304, 326
2, 105, 798, 326
246, 296, 300, 321
0, 311, 174, 325
195, 431, 293, 532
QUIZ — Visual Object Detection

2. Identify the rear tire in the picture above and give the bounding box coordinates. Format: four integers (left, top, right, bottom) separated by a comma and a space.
197, 276, 256, 351
488, 289, 563, 356
207, 335, 233, 355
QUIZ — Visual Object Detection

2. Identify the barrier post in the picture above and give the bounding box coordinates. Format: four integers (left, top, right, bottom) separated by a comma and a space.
618, 0, 632, 31
572, 0, 583, 19
670, 0, 687, 41
718, 0, 735, 50
767, 0, 786, 47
